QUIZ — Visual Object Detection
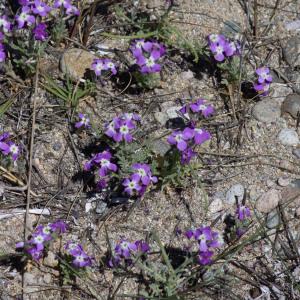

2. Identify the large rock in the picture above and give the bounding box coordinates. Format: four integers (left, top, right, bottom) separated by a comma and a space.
252, 98, 281, 123
60, 48, 96, 81
281, 93, 300, 118
256, 189, 280, 213
225, 184, 244, 205
283, 36, 300, 68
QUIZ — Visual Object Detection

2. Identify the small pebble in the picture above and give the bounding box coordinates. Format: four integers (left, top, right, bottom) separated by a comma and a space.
292, 148, 300, 159
252, 98, 281, 123
278, 128, 299, 146
281, 93, 300, 119
256, 189, 280, 213
95, 201, 108, 214
277, 177, 290, 187
266, 209, 280, 229
225, 184, 244, 205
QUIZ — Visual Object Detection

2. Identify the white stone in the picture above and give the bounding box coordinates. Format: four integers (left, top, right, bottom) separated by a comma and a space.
225, 184, 244, 205
278, 128, 299, 146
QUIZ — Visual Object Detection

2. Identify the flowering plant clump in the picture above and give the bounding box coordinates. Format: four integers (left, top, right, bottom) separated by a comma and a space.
185, 226, 223, 265
65, 241, 93, 267
235, 205, 251, 237
0, 0, 79, 76
104, 113, 141, 143
91, 58, 117, 77
253, 67, 272, 96
207, 33, 240, 62
167, 98, 213, 165
109, 238, 150, 267
123, 163, 158, 196
16, 220, 67, 261
75, 113, 90, 129
84, 149, 118, 190
0, 132, 20, 161
130, 39, 166, 74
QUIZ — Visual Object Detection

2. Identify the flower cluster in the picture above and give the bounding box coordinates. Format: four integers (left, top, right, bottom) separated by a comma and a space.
16, 220, 67, 261
0, 132, 20, 161
91, 58, 117, 77
130, 39, 166, 74
185, 226, 223, 265
65, 241, 93, 267
207, 34, 240, 62
180, 98, 215, 118
167, 126, 211, 164
236, 205, 251, 221
123, 163, 157, 196
109, 238, 150, 267
104, 113, 141, 143
253, 67, 272, 96
0, 0, 80, 60
75, 113, 90, 129
84, 150, 118, 190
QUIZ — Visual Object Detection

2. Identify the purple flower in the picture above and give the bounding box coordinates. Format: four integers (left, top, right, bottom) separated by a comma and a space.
65, 241, 83, 256
193, 128, 211, 145
132, 163, 151, 185
19, 0, 30, 5
32, 0, 51, 17
167, 130, 189, 151
190, 99, 214, 117
198, 250, 214, 265
123, 174, 142, 195
114, 119, 135, 143
50, 220, 68, 234
194, 226, 213, 252
131, 40, 165, 74
207, 34, 226, 45
8, 143, 20, 161
91, 58, 117, 76
224, 41, 237, 57
180, 147, 196, 164
54, 0, 72, 9
33, 23, 48, 41
236, 205, 251, 221
135, 240, 150, 253
75, 113, 90, 128
72, 251, 92, 267
93, 151, 117, 177
136, 51, 162, 74
209, 231, 224, 248
66, 5, 80, 16
115, 238, 138, 258
256, 67, 272, 84
0, 15, 12, 33
209, 41, 226, 62
254, 82, 270, 96
16, 6, 35, 29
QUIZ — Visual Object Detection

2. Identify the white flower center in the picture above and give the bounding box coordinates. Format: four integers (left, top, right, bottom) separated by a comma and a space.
101, 159, 109, 167
175, 134, 183, 142
138, 169, 146, 177
146, 57, 155, 67
10, 145, 18, 154
120, 125, 128, 134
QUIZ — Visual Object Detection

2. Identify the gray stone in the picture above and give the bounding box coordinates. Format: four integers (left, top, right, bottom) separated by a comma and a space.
252, 98, 281, 123
256, 189, 280, 213
209, 198, 224, 215
266, 209, 280, 229
270, 83, 293, 102
281, 93, 300, 118
151, 139, 171, 156
278, 128, 299, 146
52, 142, 62, 151
180, 70, 194, 81
293, 148, 300, 159
166, 106, 182, 119
96, 200, 107, 214
60, 48, 97, 81
225, 184, 244, 205
285, 20, 300, 31
283, 37, 300, 68
277, 177, 290, 187
154, 112, 168, 126
43, 251, 58, 267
